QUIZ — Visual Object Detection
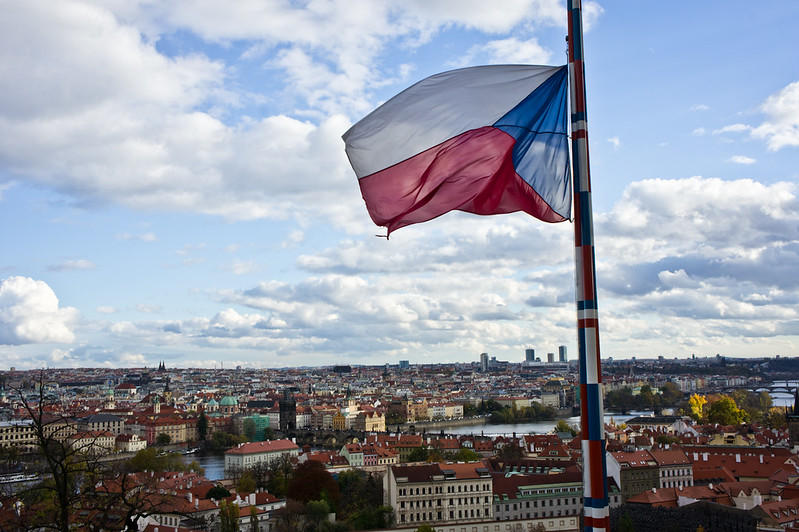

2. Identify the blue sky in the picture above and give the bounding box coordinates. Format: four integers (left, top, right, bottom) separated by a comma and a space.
1, 1, 798, 369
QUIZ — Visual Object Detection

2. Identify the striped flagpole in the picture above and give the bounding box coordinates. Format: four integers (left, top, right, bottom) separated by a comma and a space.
567, 0, 609, 530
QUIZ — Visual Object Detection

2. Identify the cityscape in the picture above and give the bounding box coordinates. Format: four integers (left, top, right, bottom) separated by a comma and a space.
1, 353, 799, 530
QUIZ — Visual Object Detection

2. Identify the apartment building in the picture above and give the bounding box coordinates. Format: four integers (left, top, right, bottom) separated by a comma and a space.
385, 462, 493, 527
224, 439, 300, 472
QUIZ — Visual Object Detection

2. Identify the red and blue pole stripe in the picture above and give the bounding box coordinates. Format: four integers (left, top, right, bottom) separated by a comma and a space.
568, 0, 609, 530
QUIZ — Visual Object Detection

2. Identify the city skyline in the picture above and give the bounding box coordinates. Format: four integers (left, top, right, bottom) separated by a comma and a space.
1, 1, 799, 369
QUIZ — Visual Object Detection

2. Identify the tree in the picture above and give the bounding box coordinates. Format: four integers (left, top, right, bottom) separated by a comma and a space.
306, 499, 331, 530
250, 506, 259, 532
554, 419, 577, 436
237, 470, 256, 494
617, 511, 635, 532
206, 485, 232, 500
198, 411, 209, 441
660, 382, 683, 405
688, 394, 707, 422
416, 525, 435, 532
452, 448, 480, 462
407, 446, 429, 462
288, 461, 341, 510
155, 432, 171, 446
219, 500, 241, 532
707, 396, 747, 425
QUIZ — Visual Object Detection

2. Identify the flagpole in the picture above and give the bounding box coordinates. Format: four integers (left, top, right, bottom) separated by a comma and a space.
567, 1, 609, 531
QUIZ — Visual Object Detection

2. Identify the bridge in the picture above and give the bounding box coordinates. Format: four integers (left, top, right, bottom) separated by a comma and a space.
716, 383, 799, 395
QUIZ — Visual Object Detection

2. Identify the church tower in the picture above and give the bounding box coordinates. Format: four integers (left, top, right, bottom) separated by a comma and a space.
279, 389, 296, 431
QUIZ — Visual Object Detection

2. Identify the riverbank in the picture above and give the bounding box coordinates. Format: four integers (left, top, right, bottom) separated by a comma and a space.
396, 416, 489, 432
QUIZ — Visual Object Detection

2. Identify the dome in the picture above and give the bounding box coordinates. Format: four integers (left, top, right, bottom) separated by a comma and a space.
207, 398, 219, 406
219, 396, 238, 407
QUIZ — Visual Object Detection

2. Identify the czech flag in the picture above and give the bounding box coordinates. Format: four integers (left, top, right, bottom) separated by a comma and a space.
342, 64, 571, 236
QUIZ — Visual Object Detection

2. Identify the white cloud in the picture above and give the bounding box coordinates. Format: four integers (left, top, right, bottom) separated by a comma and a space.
729, 155, 756, 165
692, 127, 706, 136
48, 259, 96, 271
116, 232, 156, 241
712, 123, 751, 135
96, 306, 117, 314
135, 304, 162, 313
690, 104, 710, 111
282, 230, 305, 248
607, 136, 620, 150
230, 260, 257, 275
751, 80, 799, 151
460, 37, 552, 67
0, 276, 79, 344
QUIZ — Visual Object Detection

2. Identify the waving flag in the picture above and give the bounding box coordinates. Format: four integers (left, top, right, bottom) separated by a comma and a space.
342, 64, 570, 235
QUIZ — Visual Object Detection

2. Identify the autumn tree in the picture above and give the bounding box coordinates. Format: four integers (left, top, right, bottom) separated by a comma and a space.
707, 396, 747, 425
688, 394, 707, 422
555, 419, 577, 436
287, 460, 341, 510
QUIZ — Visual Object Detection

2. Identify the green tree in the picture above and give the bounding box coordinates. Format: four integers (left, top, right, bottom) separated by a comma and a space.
660, 382, 683, 405
407, 446, 429, 462
250, 506, 259, 532
206, 485, 231, 500
618, 511, 635, 532
554, 419, 577, 436
197, 411, 209, 441
452, 448, 480, 461
219, 499, 240, 532
764, 407, 787, 429
237, 470, 256, 494
416, 525, 435, 532
155, 432, 171, 446
306, 499, 331, 530
707, 396, 747, 425
498, 443, 522, 462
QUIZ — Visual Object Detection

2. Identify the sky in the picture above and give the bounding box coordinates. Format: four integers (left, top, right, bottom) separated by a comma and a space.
1, 1, 798, 370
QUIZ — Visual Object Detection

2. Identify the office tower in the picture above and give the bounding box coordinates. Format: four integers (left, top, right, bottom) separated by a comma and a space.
525, 348, 535, 362
559, 345, 567, 362
547, 352, 555, 363
480, 352, 489, 372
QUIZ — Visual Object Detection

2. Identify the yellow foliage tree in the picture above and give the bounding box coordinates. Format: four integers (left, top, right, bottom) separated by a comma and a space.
689, 394, 707, 422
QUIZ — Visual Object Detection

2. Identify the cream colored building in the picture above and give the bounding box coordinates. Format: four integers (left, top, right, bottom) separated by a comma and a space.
385, 462, 493, 527
0, 420, 37, 452
224, 439, 300, 472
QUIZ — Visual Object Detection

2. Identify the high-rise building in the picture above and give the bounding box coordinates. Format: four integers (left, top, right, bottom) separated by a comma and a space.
559, 345, 567, 362
399, 360, 410, 369
525, 348, 535, 362
279, 389, 296, 431
547, 352, 555, 363
480, 352, 489, 372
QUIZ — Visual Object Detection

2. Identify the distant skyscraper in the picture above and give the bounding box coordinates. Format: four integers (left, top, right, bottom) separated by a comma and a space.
480, 353, 489, 372
547, 352, 555, 363
525, 349, 535, 362
399, 360, 410, 369
558, 345, 567, 362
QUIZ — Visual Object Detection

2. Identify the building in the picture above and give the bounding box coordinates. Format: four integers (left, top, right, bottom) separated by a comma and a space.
480, 353, 489, 372
492, 472, 583, 520
384, 462, 493, 527
607, 451, 660, 501
115, 433, 147, 453
525, 349, 535, 363
341, 443, 364, 467
279, 389, 296, 431
78, 413, 125, 436
547, 353, 555, 363
558, 345, 567, 362
353, 411, 385, 432
649, 449, 693, 489
0, 419, 36, 452
399, 360, 410, 369
67, 430, 116, 455
224, 439, 300, 472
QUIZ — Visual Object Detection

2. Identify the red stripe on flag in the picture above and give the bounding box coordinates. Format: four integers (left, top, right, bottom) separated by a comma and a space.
358, 126, 566, 235
578, 318, 598, 329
